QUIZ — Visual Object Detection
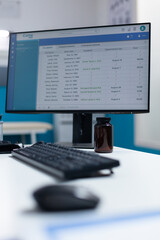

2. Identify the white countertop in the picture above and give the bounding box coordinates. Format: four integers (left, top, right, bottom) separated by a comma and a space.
0, 147, 160, 239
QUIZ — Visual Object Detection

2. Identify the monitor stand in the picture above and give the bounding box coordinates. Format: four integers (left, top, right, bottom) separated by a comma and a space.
72, 113, 93, 148
58, 113, 93, 149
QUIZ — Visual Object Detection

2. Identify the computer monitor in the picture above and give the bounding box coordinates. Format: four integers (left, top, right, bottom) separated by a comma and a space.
6, 23, 150, 147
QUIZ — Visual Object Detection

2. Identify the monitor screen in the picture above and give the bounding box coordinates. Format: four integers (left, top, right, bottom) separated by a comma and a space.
6, 23, 150, 114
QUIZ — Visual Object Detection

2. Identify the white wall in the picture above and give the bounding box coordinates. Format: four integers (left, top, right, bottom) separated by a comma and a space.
0, 0, 109, 63
96, 0, 110, 25
135, 1, 160, 149
0, 0, 109, 71
0, 0, 108, 32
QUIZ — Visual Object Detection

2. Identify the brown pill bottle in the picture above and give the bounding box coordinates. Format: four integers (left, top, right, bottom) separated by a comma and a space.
94, 117, 113, 153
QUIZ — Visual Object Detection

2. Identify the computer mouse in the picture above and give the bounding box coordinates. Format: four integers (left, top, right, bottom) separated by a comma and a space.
33, 185, 100, 211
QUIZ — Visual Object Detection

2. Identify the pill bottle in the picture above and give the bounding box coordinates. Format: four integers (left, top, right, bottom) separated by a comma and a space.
94, 117, 113, 153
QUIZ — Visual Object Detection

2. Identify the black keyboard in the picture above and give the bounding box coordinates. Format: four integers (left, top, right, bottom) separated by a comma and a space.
12, 142, 120, 180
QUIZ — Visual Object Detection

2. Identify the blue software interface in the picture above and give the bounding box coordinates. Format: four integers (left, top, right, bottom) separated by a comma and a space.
6, 23, 150, 112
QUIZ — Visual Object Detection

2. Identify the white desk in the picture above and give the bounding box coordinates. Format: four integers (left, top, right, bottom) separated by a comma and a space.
3, 121, 53, 144
1, 147, 160, 239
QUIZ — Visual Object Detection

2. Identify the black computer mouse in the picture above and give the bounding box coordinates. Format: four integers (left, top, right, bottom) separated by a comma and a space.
33, 185, 100, 211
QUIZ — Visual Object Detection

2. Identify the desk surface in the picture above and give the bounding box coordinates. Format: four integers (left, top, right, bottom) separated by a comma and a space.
1, 147, 160, 239
3, 121, 53, 144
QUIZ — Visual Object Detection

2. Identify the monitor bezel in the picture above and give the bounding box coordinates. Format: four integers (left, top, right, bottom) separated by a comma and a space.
6, 22, 151, 114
